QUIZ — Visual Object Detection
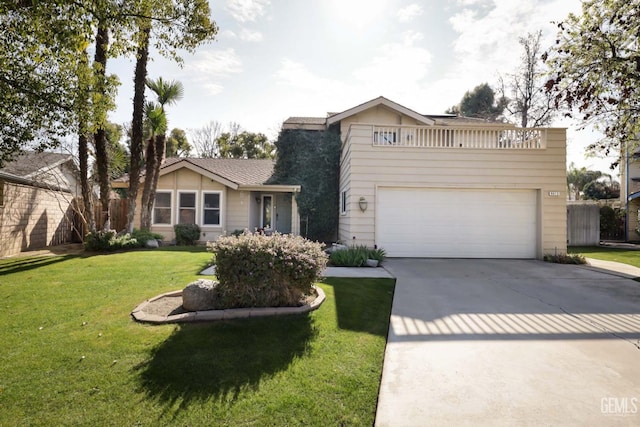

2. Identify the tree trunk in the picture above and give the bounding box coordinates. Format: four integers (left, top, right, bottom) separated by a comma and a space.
143, 133, 166, 228
140, 137, 157, 230
93, 21, 111, 230
126, 20, 151, 233
77, 49, 95, 235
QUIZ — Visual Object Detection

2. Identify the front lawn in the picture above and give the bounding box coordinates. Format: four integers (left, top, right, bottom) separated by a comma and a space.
0, 248, 394, 426
568, 246, 640, 268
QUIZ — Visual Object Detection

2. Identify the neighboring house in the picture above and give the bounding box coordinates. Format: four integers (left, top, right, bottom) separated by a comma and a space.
0, 151, 79, 257
284, 96, 567, 259
620, 148, 640, 240
114, 158, 301, 242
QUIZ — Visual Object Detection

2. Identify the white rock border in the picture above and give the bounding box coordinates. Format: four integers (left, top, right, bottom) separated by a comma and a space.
131, 286, 325, 324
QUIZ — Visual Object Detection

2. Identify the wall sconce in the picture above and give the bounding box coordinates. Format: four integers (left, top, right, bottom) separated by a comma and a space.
358, 196, 368, 212
255, 196, 261, 204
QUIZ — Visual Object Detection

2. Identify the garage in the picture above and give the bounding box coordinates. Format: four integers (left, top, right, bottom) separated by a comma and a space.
376, 187, 538, 258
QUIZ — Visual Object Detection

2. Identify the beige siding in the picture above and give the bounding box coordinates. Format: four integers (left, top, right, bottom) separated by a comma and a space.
225, 189, 250, 234
147, 168, 232, 242
0, 181, 75, 257
342, 123, 567, 258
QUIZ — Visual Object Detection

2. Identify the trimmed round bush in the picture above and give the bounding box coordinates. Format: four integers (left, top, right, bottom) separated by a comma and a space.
208, 232, 328, 308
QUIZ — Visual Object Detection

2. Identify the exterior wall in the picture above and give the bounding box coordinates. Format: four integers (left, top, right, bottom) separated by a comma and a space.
619, 150, 639, 240
0, 181, 74, 257
338, 106, 423, 139
340, 123, 567, 258
145, 168, 296, 242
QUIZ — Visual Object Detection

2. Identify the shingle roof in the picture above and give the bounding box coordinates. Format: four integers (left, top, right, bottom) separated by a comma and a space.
1, 151, 72, 178
162, 157, 276, 186
282, 116, 327, 125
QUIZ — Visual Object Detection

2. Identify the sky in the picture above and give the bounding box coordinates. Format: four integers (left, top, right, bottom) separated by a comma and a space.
107, 0, 619, 176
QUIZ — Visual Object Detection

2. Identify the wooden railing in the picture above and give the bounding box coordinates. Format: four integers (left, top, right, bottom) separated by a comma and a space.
371, 125, 546, 149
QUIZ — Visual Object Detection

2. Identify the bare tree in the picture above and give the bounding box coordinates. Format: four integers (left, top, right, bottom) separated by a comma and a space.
499, 30, 554, 128
189, 121, 223, 157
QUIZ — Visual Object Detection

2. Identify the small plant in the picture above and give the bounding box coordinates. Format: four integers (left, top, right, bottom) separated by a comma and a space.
329, 245, 386, 267
208, 232, 328, 308
84, 230, 139, 252
174, 223, 201, 245
544, 253, 586, 264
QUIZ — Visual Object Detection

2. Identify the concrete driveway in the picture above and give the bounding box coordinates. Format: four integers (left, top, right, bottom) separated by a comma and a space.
375, 259, 640, 427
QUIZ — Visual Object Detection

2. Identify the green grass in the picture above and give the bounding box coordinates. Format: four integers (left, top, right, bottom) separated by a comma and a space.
0, 247, 394, 426
568, 246, 640, 268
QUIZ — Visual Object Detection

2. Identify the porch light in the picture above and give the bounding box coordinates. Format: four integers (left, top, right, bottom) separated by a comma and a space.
255, 196, 261, 204
359, 196, 368, 212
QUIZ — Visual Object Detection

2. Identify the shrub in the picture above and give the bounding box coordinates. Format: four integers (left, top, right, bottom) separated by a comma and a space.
208, 232, 328, 308
84, 230, 139, 252
329, 245, 387, 267
174, 223, 201, 245
543, 253, 587, 264
130, 229, 164, 246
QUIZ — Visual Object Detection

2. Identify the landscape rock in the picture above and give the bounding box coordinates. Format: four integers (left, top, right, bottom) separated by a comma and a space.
146, 239, 159, 249
366, 259, 379, 267
182, 279, 217, 311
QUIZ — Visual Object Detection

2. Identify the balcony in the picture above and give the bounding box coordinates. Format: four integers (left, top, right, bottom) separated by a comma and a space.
372, 125, 546, 150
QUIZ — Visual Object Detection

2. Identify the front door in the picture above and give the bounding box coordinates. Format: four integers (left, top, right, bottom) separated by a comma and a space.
261, 194, 273, 230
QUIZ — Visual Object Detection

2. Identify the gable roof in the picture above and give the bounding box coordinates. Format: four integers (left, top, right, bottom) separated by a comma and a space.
0, 151, 75, 192
326, 96, 435, 126
161, 157, 276, 188
1, 151, 73, 179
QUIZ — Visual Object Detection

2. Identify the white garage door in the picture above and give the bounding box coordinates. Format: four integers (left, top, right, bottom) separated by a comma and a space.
376, 188, 537, 258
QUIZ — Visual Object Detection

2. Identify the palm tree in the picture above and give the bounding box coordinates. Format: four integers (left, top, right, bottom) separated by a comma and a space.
139, 78, 183, 230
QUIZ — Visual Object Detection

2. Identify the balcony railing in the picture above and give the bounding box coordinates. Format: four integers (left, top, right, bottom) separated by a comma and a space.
372, 125, 546, 149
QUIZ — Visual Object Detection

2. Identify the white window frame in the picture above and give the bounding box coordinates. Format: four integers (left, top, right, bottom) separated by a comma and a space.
201, 191, 222, 227
340, 189, 347, 215
177, 190, 198, 225
152, 190, 172, 225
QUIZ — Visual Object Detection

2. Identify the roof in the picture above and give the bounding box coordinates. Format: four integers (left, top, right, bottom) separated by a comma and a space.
0, 151, 75, 192
113, 157, 280, 188
326, 96, 435, 126
282, 96, 512, 130
164, 157, 276, 186
0, 151, 73, 179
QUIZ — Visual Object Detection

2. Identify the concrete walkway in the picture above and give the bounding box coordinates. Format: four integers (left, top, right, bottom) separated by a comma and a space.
584, 257, 640, 279
375, 259, 640, 426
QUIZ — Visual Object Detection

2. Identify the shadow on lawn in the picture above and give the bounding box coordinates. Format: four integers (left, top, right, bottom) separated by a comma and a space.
322, 277, 395, 337
134, 313, 317, 410
0, 255, 74, 276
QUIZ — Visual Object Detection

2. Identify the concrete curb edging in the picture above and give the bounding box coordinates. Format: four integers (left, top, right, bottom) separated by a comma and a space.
131, 286, 326, 324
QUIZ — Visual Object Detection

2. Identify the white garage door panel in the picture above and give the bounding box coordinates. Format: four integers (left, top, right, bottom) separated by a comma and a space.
377, 188, 537, 258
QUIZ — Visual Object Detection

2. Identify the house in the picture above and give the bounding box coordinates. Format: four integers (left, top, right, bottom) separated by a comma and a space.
284, 96, 567, 259
620, 147, 640, 241
115, 157, 301, 242
0, 151, 79, 257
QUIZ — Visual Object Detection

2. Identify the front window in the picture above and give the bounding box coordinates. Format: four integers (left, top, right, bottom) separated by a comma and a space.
340, 190, 347, 214
178, 192, 196, 224
202, 192, 221, 226
153, 192, 171, 224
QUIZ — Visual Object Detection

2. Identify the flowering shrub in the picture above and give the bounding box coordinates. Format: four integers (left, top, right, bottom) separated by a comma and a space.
208, 232, 328, 308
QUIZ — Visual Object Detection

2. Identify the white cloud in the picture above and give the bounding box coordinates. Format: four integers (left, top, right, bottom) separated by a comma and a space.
188, 48, 242, 75
239, 28, 263, 42
397, 4, 423, 22
185, 48, 243, 95
352, 31, 432, 97
226, 0, 270, 23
